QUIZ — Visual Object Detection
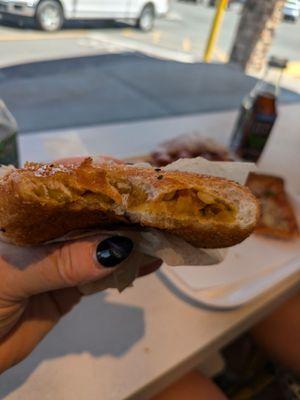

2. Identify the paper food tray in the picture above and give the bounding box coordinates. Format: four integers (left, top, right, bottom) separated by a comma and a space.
160, 192, 300, 309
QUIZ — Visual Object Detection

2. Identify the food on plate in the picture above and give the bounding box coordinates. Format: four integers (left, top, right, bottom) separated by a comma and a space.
0, 157, 259, 248
246, 173, 299, 239
151, 135, 233, 166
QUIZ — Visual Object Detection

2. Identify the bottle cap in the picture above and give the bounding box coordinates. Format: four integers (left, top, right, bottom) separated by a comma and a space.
268, 56, 288, 70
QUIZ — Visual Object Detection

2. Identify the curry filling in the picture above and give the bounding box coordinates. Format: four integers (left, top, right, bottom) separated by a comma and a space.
132, 189, 236, 223
26, 178, 236, 223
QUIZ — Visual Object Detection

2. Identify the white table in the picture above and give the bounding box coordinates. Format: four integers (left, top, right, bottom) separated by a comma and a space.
18, 104, 300, 194
2, 104, 300, 400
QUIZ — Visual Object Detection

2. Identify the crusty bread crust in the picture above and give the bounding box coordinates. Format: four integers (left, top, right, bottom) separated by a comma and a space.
0, 158, 259, 247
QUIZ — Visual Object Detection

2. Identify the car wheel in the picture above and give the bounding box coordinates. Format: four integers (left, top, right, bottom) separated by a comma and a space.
137, 3, 155, 32
36, 0, 64, 32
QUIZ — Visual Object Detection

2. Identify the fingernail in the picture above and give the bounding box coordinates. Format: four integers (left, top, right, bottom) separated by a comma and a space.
96, 236, 134, 268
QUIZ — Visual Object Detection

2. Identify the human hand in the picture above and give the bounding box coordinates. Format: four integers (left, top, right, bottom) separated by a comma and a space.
0, 156, 162, 374
0, 235, 161, 374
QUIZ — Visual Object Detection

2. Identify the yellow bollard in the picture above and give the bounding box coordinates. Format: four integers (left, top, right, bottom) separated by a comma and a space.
203, 0, 228, 62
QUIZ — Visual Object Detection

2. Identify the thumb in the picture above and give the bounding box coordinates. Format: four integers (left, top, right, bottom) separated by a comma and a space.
5, 235, 135, 299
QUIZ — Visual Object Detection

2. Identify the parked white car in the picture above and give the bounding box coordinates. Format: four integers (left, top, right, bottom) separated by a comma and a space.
0, 0, 169, 31
283, 0, 300, 22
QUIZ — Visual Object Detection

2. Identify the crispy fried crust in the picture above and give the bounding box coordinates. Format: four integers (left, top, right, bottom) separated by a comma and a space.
0, 158, 259, 247
246, 173, 299, 239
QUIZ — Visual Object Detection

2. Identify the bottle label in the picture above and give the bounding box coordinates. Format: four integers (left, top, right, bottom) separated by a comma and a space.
244, 113, 276, 159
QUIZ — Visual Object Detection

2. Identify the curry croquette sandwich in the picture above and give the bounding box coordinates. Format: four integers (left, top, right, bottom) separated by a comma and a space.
0, 158, 259, 247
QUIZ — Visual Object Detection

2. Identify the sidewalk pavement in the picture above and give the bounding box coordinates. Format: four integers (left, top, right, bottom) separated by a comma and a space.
0, 53, 299, 134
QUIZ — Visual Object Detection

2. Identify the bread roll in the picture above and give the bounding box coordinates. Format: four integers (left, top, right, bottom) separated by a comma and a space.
0, 158, 259, 248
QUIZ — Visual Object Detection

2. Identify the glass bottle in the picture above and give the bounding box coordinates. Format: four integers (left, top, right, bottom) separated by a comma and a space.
0, 100, 19, 166
230, 56, 287, 162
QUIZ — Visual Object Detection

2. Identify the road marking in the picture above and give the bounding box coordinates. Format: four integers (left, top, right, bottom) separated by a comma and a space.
214, 47, 228, 62
77, 37, 128, 54
286, 61, 300, 77
166, 11, 182, 21
0, 30, 87, 41
152, 31, 161, 44
122, 28, 134, 38
87, 32, 197, 63
182, 37, 191, 52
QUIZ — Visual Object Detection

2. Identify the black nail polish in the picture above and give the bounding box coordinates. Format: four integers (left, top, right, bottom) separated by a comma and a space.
96, 236, 134, 267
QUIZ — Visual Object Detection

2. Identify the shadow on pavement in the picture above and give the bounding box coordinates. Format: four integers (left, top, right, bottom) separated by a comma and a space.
1, 53, 299, 134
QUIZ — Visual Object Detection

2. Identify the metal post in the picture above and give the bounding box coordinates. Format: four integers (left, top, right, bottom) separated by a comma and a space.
203, 0, 228, 62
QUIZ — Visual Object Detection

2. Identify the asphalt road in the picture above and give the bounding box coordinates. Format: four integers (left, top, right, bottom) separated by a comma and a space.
0, 1, 299, 67
0, 1, 299, 134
